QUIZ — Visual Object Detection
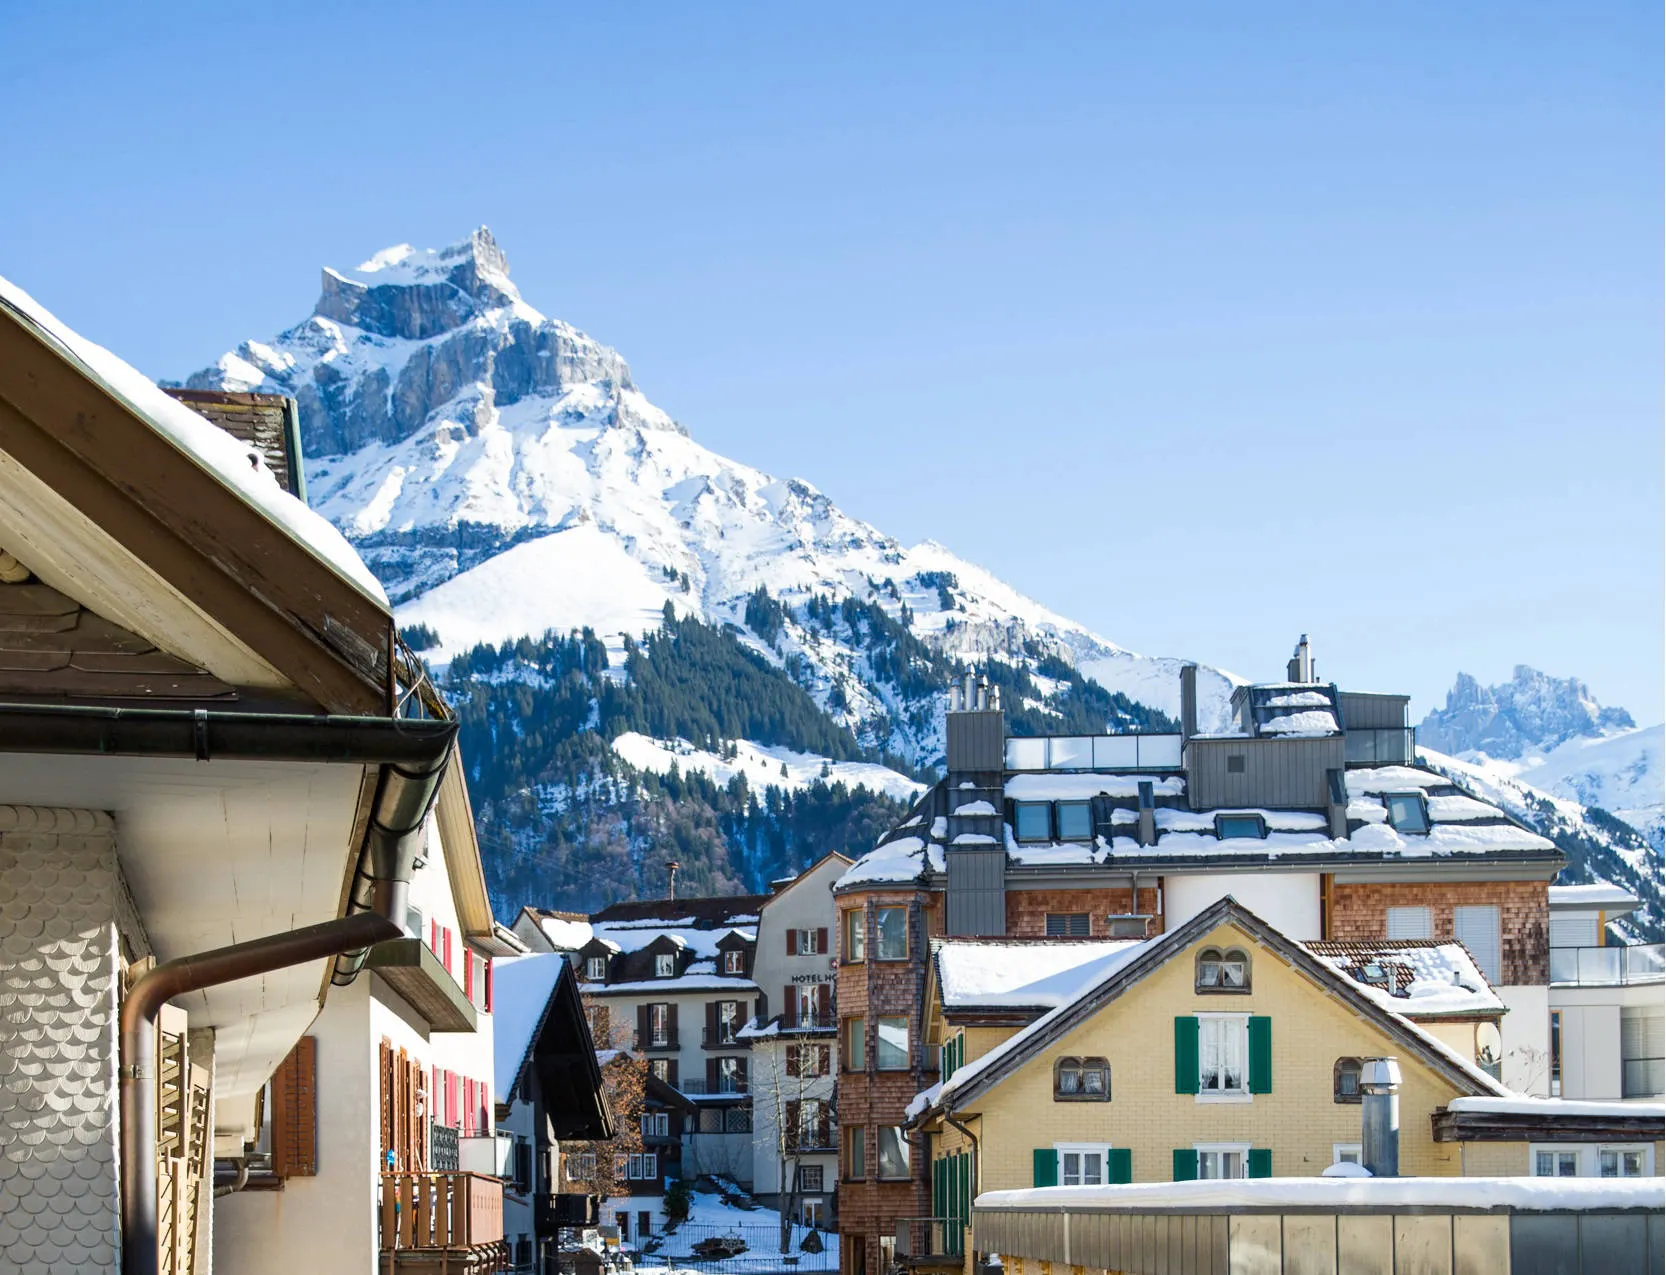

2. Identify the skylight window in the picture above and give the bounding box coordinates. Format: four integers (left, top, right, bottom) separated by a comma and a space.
1014, 802, 1052, 842
1056, 801, 1092, 842
1384, 792, 1429, 835
1214, 814, 1266, 840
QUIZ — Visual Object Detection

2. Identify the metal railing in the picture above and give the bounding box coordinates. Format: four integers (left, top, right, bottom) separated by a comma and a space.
1548, 943, 1665, 986
1343, 727, 1416, 765
894, 1216, 961, 1261
679, 1076, 750, 1096
633, 1030, 680, 1050
703, 1025, 745, 1047
1004, 733, 1183, 772
380, 1171, 505, 1260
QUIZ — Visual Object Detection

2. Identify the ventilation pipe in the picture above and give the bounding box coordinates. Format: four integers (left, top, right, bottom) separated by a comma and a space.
963, 671, 976, 712
1288, 635, 1315, 684
1360, 1057, 1401, 1177
1136, 780, 1157, 847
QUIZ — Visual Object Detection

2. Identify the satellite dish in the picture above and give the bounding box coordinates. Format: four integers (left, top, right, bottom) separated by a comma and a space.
1476, 1023, 1503, 1066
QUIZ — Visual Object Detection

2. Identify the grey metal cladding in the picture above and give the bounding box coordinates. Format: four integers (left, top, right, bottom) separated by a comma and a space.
945, 847, 1005, 936
0, 806, 122, 1275
1337, 692, 1411, 731
1186, 736, 1344, 811
946, 711, 1004, 772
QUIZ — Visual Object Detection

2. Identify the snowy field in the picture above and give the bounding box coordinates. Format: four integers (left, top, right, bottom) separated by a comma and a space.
627, 1185, 837, 1275
612, 731, 925, 804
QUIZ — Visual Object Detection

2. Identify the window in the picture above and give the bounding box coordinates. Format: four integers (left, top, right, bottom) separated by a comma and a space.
697, 1108, 724, 1133
649, 1003, 671, 1047
1196, 1144, 1249, 1179
846, 1125, 866, 1179
844, 910, 866, 962
1196, 947, 1250, 993
1107, 915, 1149, 939
715, 1000, 741, 1043
844, 1018, 866, 1070
627, 1153, 658, 1180
717, 1057, 746, 1093
794, 928, 824, 955
641, 1111, 668, 1138
1045, 913, 1091, 938
1385, 906, 1434, 940
723, 949, 745, 974
1534, 1149, 1580, 1178
615, 1211, 629, 1242
650, 1058, 672, 1083
655, 952, 676, 978
875, 907, 908, 961
1599, 1147, 1651, 1177
1198, 1015, 1249, 1097
1621, 1008, 1663, 1099
586, 956, 608, 980
799, 1164, 825, 1192
1226, 754, 1245, 774
1214, 813, 1265, 840
567, 1153, 596, 1180
1384, 791, 1429, 834
1453, 905, 1501, 984
1549, 1011, 1563, 1097
789, 1043, 832, 1077
725, 1106, 753, 1133
1054, 1056, 1110, 1101
1333, 1144, 1362, 1166
877, 1127, 910, 1179
1532, 1145, 1655, 1178
513, 1137, 533, 1193
1056, 801, 1092, 841
1014, 803, 1052, 842
876, 1016, 909, 1070
1057, 1145, 1105, 1186
795, 1099, 827, 1147
1334, 1057, 1362, 1103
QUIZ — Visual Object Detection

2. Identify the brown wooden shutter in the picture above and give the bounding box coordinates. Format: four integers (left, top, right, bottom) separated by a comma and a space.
817, 927, 828, 955
706, 1058, 718, 1091
785, 1099, 801, 1151
818, 1044, 831, 1077
667, 1003, 679, 1044
638, 1004, 650, 1048
785, 1045, 800, 1078
706, 1001, 719, 1045
817, 1101, 831, 1146
271, 1036, 318, 1178
814, 983, 831, 1025
665, 1058, 678, 1087
377, 1038, 393, 1166
782, 986, 795, 1028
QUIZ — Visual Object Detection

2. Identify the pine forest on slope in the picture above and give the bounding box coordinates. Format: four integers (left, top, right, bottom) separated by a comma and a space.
184, 229, 1661, 933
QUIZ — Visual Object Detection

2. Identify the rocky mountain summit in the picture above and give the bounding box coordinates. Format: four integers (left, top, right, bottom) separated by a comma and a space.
1420, 666, 1636, 759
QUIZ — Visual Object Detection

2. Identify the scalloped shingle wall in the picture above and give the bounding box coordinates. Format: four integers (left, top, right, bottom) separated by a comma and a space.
0, 806, 122, 1273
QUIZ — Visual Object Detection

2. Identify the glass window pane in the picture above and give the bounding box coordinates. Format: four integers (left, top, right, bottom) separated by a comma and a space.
1385, 793, 1428, 834
878, 1127, 909, 1178
876, 1017, 908, 1069
1015, 804, 1052, 842
1005, 738, 1047, 770
876, 908, 907, 960
1083, 1153, 1102, 1185
1217, 815, 1263, 840
1049, 737, 1094, 770
845, 911, 866, 961
1056, 802, 1092, 841
1083, 1067, 1105, 1095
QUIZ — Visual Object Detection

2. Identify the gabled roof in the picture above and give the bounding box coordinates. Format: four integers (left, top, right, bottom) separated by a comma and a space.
493, 954, 613, 1138
911, 896, 1509, 1124
1304, 939, 1504, 1019
589, 894, 769, 925
930, 938, 1145, 1016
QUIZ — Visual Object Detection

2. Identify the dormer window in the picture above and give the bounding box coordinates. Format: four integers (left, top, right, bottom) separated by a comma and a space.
1015, 802, 1051, 842
1196, 946, 1250, 993
1214, 814, 1266, 840
586, 956, 608, 980
655, 953, 675, 978
722, 950, 745, 975
1056, 801, 1092, 842
1384, 792, 1429, 834
1359, 963, 1389, 985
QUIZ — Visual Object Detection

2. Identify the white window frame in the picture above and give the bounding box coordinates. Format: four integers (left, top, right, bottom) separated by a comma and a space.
1196, 1013, 1252, 1103
802, 1198, 825, 1228
1385, 905, 1434, 940
1195, 1142, 1250, 1180
627, 1152, 658, 1180
796, 928, 824, 955
1597, 1145, 1655, 1177
1531, 1145, 1583, 1178
1531, 1144, 1656, 1178
1054, 1143, 1109, 1187
875, 1016, 909, 1070
654, 952, 676, 978
649, 1002, 670, 1047
723, 949, 745, 974
641, 1111, 668, 1138
1333, 1143, 1362, 1166
877, 1126, 910, 1179
586, 956, 607, 980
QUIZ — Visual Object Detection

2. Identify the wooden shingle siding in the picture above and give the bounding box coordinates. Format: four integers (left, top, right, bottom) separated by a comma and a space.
1186, 736, 1344, 810
161, 389, 304, 496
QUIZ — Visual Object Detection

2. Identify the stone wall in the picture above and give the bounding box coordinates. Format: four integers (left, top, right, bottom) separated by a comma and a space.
0, 805, 125, 1273
1328, 879, 1548, 984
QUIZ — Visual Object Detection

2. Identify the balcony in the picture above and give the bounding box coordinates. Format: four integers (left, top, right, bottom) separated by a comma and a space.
703, 1026, 745, 1048
894, 1217, 962, 1270
1004, 733, 1183, 772
1343, 727, 1416, 766
779, 1013, 836, 1033
536, 1193, 599, 1231
366, 939, 478, 1033
1549, 943, 1665, 987
633, 1031, 680, 1051
379, 1171, 506, 1274
678, 1077, 749, 1097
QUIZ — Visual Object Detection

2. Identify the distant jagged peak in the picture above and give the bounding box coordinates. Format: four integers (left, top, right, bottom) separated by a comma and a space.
1421, 664, 1637, 760
314, 225, 525, 341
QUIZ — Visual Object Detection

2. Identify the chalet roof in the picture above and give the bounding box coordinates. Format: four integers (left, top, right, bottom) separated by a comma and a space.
1304, 939, 1504, 1019
589, 894, 769, 925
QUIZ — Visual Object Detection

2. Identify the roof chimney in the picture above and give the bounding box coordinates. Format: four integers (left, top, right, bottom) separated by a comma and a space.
1360, 1057, 1401, 1177
1179, 664, 1198, 740
945, 672, 1004, 774
163, 388, 307, 499
1287, 635, 1315, 684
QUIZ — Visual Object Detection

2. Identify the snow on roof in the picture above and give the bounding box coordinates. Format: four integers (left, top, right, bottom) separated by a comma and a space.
837, 835, 940, 888
539, 915, 595, 951
1345, 767, 1453, 794
0, 275, 389, 606
1305, 940, 1503, 1017
587, 975, 759, 995
935, 940, 1147, 1010
491, 954, 567, 1099
1548, 884, 1641, 909
1260, 710, 1339, 736
975, 1176, 1666, 1214
1006, 774, 1186, 801
1263, 691, 1332, 708
589, 919, 754, 960
1445, 1096, 1665, 1121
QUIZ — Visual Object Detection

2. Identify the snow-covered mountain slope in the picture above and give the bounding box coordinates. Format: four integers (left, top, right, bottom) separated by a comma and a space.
1419, 669, 1662, 856
186, 227, 1239, 773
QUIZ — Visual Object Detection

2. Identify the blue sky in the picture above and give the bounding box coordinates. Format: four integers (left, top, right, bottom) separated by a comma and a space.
2, 2, 1659, 720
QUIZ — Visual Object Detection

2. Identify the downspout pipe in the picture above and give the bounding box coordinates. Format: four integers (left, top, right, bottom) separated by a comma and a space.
943, 1107, 980, 1257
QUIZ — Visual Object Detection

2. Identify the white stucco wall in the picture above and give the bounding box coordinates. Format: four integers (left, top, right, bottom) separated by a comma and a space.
1499, 983, 1553, 1097
0, 806, 125, 1275
1163, 872, 1322, 939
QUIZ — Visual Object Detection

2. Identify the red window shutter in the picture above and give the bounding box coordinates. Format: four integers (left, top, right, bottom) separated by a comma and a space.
485, 959, 494, 1011
817, 927, 829, 955
447, 1071, 459, 1127
464, 951, 475, 1000
782, 986, 795, 1028
443, 927, 453, 975
430, 920, 439, 954
432, 1066, 440, 1120
786, 929, 797, 955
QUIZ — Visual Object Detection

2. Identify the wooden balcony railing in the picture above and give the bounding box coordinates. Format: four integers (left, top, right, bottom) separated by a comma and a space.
380, 1171, 507, 1273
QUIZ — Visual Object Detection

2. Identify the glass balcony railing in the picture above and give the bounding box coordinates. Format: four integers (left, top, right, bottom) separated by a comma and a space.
1005, 733, 1183, 772
1549, 943, 1665, 986
1344, 727, 1416, 765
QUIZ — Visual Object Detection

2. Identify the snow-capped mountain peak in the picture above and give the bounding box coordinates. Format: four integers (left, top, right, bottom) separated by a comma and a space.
1420, 665, 1636, 760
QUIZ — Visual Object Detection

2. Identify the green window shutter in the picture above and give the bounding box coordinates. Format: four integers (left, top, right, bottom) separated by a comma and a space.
1172, 1149, 1197, 1181
1174, 1016, 1199, 1094
1033, 1148, 1058, 1187
933, 1158, 944, 1219
1248, 1016, 1272, 1094
1248, 1148, 1272, 1178
1108, 1148, 1132, 1184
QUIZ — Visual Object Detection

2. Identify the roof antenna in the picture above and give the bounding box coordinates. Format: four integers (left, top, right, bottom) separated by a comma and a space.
667, 860, 680, 902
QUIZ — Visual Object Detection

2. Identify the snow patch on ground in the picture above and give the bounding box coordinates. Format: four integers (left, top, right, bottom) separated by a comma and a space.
610, 733, 925, 804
